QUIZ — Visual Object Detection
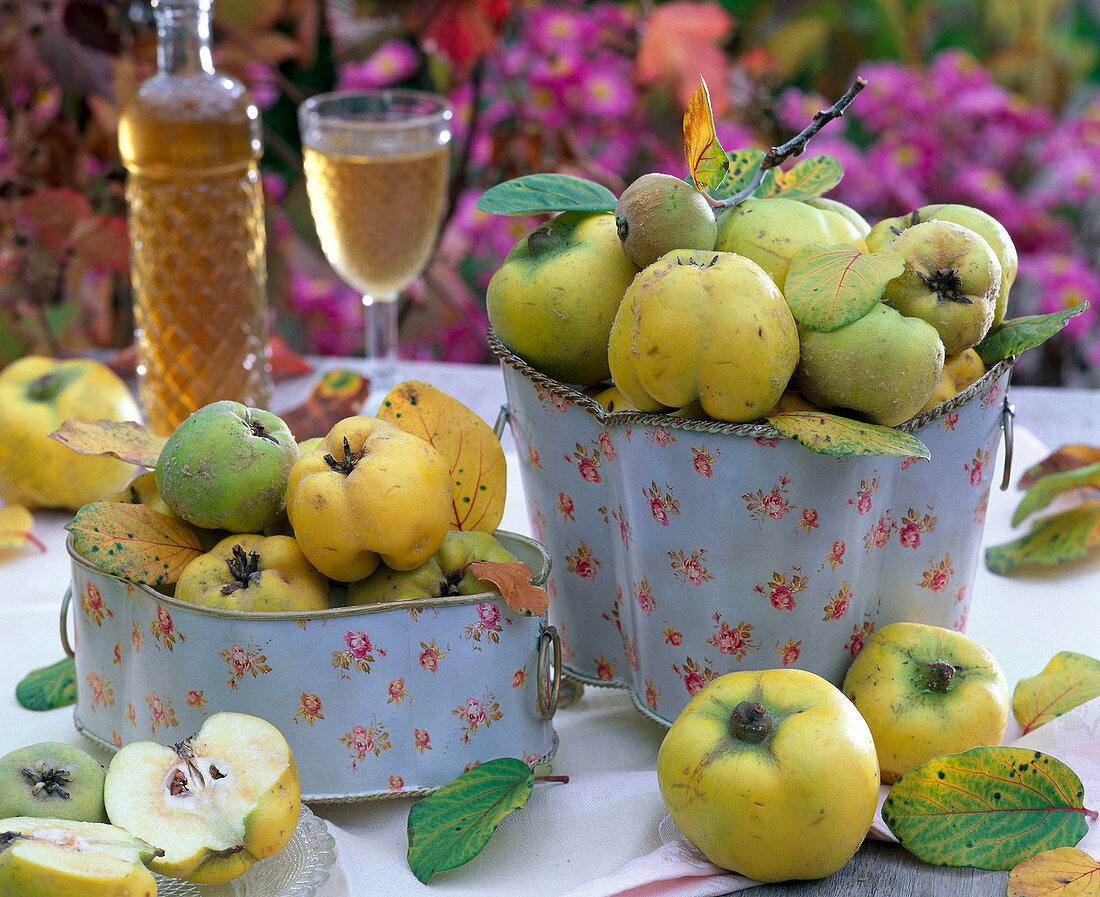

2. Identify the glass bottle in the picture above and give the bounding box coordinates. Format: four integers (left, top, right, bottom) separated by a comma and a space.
119, 0, 272, 435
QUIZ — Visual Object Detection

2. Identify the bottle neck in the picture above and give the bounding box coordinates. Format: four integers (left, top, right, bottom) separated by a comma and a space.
153, 0, 215, 75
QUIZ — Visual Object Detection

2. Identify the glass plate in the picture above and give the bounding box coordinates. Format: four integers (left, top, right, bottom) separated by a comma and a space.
154, 805, 336, 897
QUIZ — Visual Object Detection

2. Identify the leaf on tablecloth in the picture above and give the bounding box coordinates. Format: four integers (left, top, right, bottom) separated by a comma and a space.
280, 368, 370, 442
379, 380, 506, 533
49, 418, 163, 469
65, 502, 204, 587
767, 410, 931, 459
1008, 847, 1100, 897
882, 747, 1096, 870
0, 505, 46, 553
985, 501, 1100, 574
1019, 444, 1100, 488
16, 656, 77, 711
1011, 462, 1100, 526
407, 758, 534, 884
1013, 652, 1100, 735
468, 560, 548, 616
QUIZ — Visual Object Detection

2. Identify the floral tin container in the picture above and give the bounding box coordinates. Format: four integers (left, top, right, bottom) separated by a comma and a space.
62, 531, 560, 802
491, 334, 1014, 727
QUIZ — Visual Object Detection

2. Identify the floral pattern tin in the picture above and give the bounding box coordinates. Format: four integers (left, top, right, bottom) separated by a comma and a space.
492, 334, 1013, 726
64, 531, 559, 801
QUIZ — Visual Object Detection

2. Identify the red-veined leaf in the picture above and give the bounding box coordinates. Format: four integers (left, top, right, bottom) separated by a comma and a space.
784, 245, 904, 331
683, 77, 729, 193
49, 419, 163, 469
1013, 652, 1100, 735
986, 501, 1100, 575
882, 747, 1096, 870
468, 559, 548, 616
754, 155, 843, 200
65, 502, 204, 587
0, 505, 46, 553
767, 411, 931, 459
1008, 847, 1100, 897
378, 381, 506, 533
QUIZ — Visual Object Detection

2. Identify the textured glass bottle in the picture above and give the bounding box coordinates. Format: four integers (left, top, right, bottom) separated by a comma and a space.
119, 0, 271, 435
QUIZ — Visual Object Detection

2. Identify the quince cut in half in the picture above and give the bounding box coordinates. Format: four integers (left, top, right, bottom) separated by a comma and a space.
103, 712, 300, 884
0, 817, 161, 897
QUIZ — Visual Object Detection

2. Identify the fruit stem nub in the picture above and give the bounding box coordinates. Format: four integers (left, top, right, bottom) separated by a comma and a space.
927, 659, 959, 693
729, 701, 773, 744
21, 763, 72, 800
244, 411, 279, 444
222, 544, 262, 594
324, 436, 365, 475
918, 268, 971, 304
26, 372, 63, 402
527, 225, 564, 255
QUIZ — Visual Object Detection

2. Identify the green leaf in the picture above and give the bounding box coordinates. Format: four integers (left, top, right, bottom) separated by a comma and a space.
985, 501, 1100, 575
784, 245, 904, 331
16, 656, 77, 711
65, 502, 205, 587
1013, 652, 1100, 735
708, 149, 766, 201
683, 77, 730, 192
767, 411, 931, 459
1011, 461, 1100, 526
475, 174, 617, 216
754, 155, 843, 200
976, 303, 1090, 366
407, 758, 534, 883
882, 747, 1095, 871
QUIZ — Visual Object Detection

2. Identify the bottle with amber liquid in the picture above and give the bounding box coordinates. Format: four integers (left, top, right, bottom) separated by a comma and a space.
119, 0, 272, 435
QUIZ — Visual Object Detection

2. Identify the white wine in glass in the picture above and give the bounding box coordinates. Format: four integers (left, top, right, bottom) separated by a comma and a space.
299, 89, 452, 395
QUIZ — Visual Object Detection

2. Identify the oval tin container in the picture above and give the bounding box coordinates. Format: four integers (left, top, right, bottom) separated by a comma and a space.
492, 333, 1013, 726
65, 531, 559, 801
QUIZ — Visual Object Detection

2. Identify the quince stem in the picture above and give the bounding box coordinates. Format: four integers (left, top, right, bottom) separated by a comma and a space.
324, 436, 366, 475
729, 701, 773, 744
26, 372, 62, 402
926, 659, 958, 693
221, 544, 262, 594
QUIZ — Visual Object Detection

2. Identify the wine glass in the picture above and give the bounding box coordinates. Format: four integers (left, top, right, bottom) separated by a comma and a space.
298, 89, 453, 400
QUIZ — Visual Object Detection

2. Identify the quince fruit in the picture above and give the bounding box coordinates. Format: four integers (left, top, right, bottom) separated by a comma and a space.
0, 742, 108, 824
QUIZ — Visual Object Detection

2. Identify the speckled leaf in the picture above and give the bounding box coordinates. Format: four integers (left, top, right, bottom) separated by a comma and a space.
683, 77, 729, 192
1008, 847, 1100, 897
378, 381, 506, 532
977, 303, 1090, 366
407, 758, 533, 883
469, 560, 548, 616
767, 411, 931, 459
985, 501, 1100, 574
475, 173, 616, 216
708, 149, 766, 201
64, 501, 204, 586
1013, 652, 1100, 735
49, 418, 164, 468
785, 245, 905, 331
882, 747, 1095, 870
754, 155, 843, 200
16, 656, 76, 711
0, 504, 45, 552
1011, 462, 1100, 526
1020, 445, 1100, 489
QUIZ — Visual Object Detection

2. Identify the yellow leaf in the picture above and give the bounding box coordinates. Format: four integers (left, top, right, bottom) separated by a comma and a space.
1013, 652, 1100, 734
683, 76, 729, 193
0, 505, 45, 553
1008, 847, 1100, 897
468, 560, 549, 617
49, 418, 164, 469
377, 381, 507, 533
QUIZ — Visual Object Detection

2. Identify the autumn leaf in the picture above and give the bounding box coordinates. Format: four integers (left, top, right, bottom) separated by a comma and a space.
1008, 847, 1100, 897
986, 501, 1100, 575
784, 245, 905, 331
468, 559, 549, 616
754, 155, 844, 201
683, 77, 729, 193
882, 747, 1096, 870
1011, 462, 1100, 526
405, 0, 512, 77
767, 411, 931, 459
0, 505, 46, 553
280, 368, 370, 442
707, 148, 766, 201
49, 419, 163, 469
65, 502, 204, 587
1013, 652, 1100, 734
379, 381, 507, 533
1019, 445, 1100, 489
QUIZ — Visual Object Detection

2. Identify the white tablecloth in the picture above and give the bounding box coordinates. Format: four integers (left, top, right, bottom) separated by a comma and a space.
1, 361, 1097, 896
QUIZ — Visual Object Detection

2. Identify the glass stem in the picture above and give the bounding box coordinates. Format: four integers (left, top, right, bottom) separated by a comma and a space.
364, 293, 399, 393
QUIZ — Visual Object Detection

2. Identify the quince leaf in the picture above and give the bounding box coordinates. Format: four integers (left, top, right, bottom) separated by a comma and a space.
407, 757, 534, 884
475, 174, 616, 216
707, 148, 766, 201
754, 155, 843, 200
468, 559, 549, 617
1008, 847, 1100, 897
985, 501, 1100, 575
976, 302, 1090, 366
785, 245, 904, 332
48, 419, 164, 469
882, 747, 1095, 870
0, 504, 45, 553
379, 380, 506, 533
1011, 461, 1100, 526
1019, 444, 1100, 489
683, 76, 729, 193
16, 656, 76, 711
1012, 652, 1100, 735
281, 368, 370, 441
767, 411, 931, 459
65, 502, 204, 587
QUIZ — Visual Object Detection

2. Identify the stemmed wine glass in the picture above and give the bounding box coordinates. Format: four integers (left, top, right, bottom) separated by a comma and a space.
298, 89, 453, 399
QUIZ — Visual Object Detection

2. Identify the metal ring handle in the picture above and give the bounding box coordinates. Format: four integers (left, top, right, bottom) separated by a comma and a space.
1000, 397, 1015, 492
536, 625, 562, 721
493, 404, 512, 440
59, 586, 75, 659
